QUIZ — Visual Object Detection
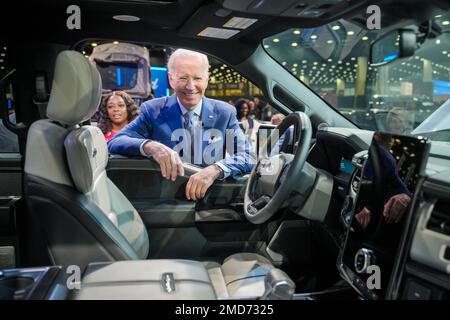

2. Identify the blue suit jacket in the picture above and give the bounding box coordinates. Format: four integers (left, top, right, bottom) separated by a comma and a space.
108, 94, 256, 179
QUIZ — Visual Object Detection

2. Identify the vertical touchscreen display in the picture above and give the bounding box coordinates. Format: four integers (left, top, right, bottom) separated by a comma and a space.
340, 132, 430, 298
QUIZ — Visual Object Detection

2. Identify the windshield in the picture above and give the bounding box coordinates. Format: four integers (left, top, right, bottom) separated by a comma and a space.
263, 13, 450, 141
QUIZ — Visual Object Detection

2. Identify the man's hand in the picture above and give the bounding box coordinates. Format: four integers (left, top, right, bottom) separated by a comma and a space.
383, 193, 411, 223
355, 207, 371, 229
143, 141, 184, 181
185, 165, 221, 201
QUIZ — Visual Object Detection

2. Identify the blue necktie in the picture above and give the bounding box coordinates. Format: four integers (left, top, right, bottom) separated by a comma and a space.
183, 112, 195, 163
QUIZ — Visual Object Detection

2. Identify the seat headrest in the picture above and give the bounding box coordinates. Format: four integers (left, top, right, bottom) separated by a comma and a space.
47, 51, 102, 126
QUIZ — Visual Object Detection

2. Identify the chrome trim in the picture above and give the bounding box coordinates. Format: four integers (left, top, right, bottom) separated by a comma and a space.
161, 272, 175, 293
354, 248, 375, 274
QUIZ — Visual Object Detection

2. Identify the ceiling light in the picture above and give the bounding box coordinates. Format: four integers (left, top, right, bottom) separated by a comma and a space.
442, 21, 449, 26
273, 38, 280, 43
327, 40, 333, 44
291, 42, 298, 47
347, 31, 355, 36
282, 61, 287, 65
310, 35, 317, 40
332, 25, 340, 31
91, 43, 98, 47
113, 15, 140, 22
113, 41, 119, 44
362, 36, 369, 41
264, 44, 269, 49
293, 30, 301, 35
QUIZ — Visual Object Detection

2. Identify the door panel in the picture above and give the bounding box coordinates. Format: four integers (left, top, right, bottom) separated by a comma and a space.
106, 157, 267, 260
0, 153, 22, 268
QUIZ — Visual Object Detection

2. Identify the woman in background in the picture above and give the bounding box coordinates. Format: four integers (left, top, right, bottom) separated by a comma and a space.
235, 98, 259, 151
98, 91, 140, 142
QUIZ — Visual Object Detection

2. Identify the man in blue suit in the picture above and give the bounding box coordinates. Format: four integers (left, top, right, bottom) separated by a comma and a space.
108, 49, 256, 200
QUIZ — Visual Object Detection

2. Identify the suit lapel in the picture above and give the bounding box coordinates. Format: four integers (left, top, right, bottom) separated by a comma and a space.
161, 94, 182, 133
200, 97, 217, 129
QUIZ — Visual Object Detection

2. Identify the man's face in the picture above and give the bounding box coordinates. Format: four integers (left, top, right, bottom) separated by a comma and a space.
169, 55, 209, 110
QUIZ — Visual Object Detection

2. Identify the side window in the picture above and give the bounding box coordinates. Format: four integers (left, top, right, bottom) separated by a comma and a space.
0, 98, 19, 153
0, 44, 19, 153
80, 42, 278, 152
206, 57, 278, 154
206, 58, 275, 119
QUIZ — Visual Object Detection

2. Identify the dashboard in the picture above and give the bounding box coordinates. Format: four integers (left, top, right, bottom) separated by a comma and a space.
311, 127, 450, 300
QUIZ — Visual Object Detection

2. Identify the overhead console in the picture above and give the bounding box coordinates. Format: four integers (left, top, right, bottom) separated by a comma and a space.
218, 0, 372, 19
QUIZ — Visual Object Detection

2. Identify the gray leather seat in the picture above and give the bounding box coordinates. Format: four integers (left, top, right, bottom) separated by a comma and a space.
24, 50, 274, 299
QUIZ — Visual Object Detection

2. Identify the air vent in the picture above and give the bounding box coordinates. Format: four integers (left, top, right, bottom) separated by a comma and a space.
427, 202, 450, 236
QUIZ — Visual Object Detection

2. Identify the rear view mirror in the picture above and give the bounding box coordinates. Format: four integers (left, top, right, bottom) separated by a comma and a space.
370, 29, 417, 67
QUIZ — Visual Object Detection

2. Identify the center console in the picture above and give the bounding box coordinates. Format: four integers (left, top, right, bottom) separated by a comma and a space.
1, 259, 298, 300
0, 266, 66, 300
72, 260, 217, 300
0, 260, 218, 300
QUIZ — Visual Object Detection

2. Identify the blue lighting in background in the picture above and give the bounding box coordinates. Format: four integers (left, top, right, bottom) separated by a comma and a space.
383, 51, 399, 62
150, 66, 170, 98
7, 98, 12, 110
151, 66, 168, 71
116, 67, 122, 86
433, 80, 450, 95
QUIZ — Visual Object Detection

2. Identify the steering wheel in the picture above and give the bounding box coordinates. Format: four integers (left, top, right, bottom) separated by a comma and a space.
244, 111, 312, 224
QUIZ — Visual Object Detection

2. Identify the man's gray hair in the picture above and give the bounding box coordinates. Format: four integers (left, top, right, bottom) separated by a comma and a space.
167, 49, 209, 75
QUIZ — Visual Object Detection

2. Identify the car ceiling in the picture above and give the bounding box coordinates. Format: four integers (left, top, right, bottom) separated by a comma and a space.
2, 0, 448, 65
